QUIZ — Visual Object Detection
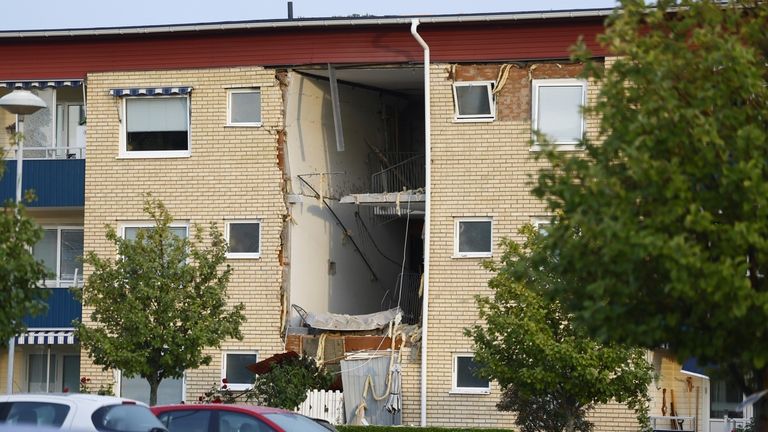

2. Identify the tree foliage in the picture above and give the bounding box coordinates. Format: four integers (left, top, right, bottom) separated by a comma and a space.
0, 196, 49, 344
529, 0, 768, 428
467, 227, 653, 432
251, 354, 333, 410
75, 197, 245, 405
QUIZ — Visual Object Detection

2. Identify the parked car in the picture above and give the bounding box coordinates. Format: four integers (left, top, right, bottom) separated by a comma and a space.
151, 404, 336, 432
0, 393, 167, 432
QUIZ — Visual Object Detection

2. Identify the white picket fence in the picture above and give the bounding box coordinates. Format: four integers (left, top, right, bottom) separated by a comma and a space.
296, 390, 345, 425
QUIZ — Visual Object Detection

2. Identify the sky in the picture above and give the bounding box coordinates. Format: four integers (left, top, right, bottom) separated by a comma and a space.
0, 0, 619, 31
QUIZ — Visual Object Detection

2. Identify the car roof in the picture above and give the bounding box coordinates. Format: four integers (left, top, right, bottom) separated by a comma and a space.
151, 404, 291, 415
0, 393, 146, 407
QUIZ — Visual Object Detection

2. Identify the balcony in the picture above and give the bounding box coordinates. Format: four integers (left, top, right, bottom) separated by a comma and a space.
23, 287, 82, 329
0, 158, 85, 207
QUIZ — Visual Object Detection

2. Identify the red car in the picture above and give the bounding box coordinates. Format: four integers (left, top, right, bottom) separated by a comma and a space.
151, 404, 334, 432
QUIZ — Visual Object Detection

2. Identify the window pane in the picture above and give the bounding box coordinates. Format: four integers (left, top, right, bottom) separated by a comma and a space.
62, 355, 80, 393
28, 354, 57, 393
159, 409, 212, 432
60, 230, 84, 283
124, 226, 188, 240
231, 90, 261, 124
456, 356, 489, 389
229, 223, 260, 254
264, 413, 328, 432
456, 85, 491, 116
226, 353, 257, 385
24, 88, 55, 149
458, 221, 492, 254
121, 375, 183, 405
711, 377, 743, 418
537, 85, 583, 142
0, 402, 70, 427
221, 412, 276, 432
126, 97, 188, 152
33, 229, 58, 280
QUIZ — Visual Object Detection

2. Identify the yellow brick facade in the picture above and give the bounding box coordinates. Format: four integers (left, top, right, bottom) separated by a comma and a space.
81, 66, 286, 401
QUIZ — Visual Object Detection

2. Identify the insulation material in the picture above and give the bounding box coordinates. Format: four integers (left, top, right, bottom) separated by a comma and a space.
303, 307, 400, 331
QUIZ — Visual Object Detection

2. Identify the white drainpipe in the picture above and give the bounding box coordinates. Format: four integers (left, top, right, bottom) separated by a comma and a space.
410, 18, 431, 428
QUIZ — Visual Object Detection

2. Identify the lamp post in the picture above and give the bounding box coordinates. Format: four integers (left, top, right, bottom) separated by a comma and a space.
0, 88, 47, 395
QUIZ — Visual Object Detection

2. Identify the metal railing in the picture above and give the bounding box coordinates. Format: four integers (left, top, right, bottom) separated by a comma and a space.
371, 153, 425, 193
396, 272, 422, 325
5, 145, 86, 160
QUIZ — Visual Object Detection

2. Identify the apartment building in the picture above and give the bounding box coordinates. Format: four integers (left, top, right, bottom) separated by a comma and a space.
0, 9, 747, 431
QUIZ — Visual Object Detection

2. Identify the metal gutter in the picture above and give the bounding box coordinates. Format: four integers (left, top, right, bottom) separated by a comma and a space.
0, 8, 614, 38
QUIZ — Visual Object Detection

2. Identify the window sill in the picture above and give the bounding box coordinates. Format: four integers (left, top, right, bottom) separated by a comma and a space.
223, 384, 253, 392
452, 253, 492, 259
453, 117, 495, 123
226, 253, 262, 260
117, 151, 191, 159
530, 143, 583, 152
225, 122, 263, 128
449, 389, 491, 395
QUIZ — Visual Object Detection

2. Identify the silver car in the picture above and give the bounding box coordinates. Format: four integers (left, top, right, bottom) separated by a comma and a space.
0, 393, 166, 431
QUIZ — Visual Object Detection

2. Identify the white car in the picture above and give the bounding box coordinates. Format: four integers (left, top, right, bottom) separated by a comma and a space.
0, 393, 167, 431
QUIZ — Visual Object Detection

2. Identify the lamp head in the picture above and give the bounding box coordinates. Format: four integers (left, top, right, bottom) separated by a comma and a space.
0, 89, 47, 115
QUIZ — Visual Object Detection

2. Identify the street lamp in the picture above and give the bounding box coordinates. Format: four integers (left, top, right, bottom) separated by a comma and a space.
0, 88, 47, 395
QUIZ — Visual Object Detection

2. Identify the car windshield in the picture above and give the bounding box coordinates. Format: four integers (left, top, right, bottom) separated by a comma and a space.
263, 413, 330, 432
92, 404, 166, 432
0, 401, 70, 427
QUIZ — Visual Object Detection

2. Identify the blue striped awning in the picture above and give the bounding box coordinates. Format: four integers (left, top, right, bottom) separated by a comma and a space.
0, 80, 83, 89
15, 330, 76, 345
109, 87, 193, 97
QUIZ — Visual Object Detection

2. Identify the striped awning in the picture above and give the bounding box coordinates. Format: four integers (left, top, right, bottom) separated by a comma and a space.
109, 87, 193, 97
0, 80, 83, 89
15, 330, 77, 345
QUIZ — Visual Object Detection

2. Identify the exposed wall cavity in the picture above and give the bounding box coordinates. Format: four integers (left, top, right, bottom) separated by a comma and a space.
284, 71, 424, 327
451, 62, 588, 122
276, 69, 291, 338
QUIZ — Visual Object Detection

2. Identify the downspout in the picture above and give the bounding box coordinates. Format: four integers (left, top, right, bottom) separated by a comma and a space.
410, 18, 431, 428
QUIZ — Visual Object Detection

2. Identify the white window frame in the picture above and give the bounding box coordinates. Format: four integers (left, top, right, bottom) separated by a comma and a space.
532, 217, 551, 235
453, 217, 493, 258
36, 225, 85, 288
225, 220, 261, 259
119, 95, 191, 159
227, 88, 262, 127
531, 78, 587, 151
451, 353, 490, 395
221, 351, 259, 391
119, 222, 190, 240
452, 81, 496, 122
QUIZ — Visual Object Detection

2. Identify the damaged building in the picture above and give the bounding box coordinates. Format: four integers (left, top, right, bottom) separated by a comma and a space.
0, 8, 742, 431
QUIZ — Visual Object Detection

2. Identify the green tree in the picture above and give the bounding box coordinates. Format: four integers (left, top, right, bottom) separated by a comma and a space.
467, 227, 652, 432
251, 354, 333, 410
530, 0, 768, 429
75, 198, 245, 405
0, 195, 49, 344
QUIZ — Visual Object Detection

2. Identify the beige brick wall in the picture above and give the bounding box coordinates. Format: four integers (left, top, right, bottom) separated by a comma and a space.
422, 61, 639, 430
81, 66, 286, 401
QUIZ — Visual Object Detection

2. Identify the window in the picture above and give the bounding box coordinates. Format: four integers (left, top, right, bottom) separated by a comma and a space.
222, 352, 258, 390
228, 88, 262, 126
226, 220, 261, 259
454, 218, 492, 258
452, 354, 490, 394
453, 81, 495, 121
532, 79, 587, 148
91, 404, 166, 432
120, 373, 184, 405
122, 224, 189, 240
32, 226, 84, 286
532, 217, 551, 236
26, 353, 80, 393
157, 409, 213, 432
122, 96, 189, 157
0, 402, 70, 427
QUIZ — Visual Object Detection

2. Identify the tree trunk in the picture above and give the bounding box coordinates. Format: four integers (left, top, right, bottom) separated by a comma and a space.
148, 378, 161, 406
564, 414, 576, 432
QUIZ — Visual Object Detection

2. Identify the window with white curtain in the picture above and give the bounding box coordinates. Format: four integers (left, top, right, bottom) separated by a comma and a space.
122, 96, 189, 157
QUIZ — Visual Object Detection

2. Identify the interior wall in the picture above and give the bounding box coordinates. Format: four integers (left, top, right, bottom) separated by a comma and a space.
285, 72, 414, 322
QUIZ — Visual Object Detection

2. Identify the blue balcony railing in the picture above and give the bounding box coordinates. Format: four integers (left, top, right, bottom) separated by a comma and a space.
0, 159, 85, 207
23, 288, 82, 329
